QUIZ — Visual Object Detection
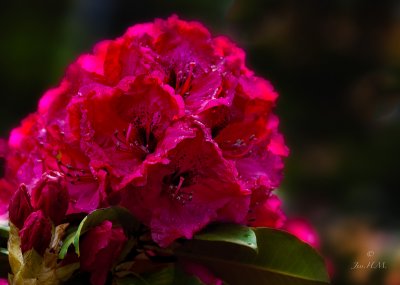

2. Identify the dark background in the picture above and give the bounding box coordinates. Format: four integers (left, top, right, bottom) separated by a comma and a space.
1, 1, 400, 284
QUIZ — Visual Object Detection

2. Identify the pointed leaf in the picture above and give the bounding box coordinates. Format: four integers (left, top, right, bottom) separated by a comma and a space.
194, 223, 257, 251
58, 230, 77, 259
175, 227, 330, 285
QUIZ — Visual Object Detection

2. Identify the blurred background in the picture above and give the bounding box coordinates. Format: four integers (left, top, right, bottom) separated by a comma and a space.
1, 0, 400, 284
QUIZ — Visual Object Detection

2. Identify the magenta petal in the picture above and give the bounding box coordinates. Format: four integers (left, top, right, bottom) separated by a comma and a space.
151, 198, 219, 246
31, 171, 69, 225
123, 121, 246, 246
184, 71, 223, 114
238, 75, 278, 101
20, 210, 52, 255
8, 184, 33, 229
66, 182, 100, 214
236, 150, 284, 191
284, 218, 321, 249
71, 76, 184, 190
80, 221, 113, 268
0, 179, 15, 222
247, 194, 286, 228
80, 221, 127, 285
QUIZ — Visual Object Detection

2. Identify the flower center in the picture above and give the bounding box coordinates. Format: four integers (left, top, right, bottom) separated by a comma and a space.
167, 61, 196, 97
114, 119, 158, 159
163, 171, 194, 205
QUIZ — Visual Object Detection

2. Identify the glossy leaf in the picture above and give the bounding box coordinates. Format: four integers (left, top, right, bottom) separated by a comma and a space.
194, 223, 257, 251
73, 207, 140, 256
175, 227, 330, 285
114, 266, 205, 285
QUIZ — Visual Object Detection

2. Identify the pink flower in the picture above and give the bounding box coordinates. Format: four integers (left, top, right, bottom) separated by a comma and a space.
3, 16, 288, 245
284, 218, 320, 249
119, 120, 247, 246
8, 184, 33, 229
7, 112, 105, 215
0, 278, 8, 285
0, 139, 15, 222
247, 194, 286, 228
30, 171, 69, 225
80, 221, 127, 285
19, 210, 52, 255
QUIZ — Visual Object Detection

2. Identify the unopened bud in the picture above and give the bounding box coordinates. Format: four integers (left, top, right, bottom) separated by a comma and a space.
31, 171, 69, 225
19, 210, 52, 255
8, 184, 33, 229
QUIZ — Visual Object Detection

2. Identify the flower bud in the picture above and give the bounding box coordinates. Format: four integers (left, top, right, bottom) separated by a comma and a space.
80, 221, 127, 285
19, 210, 52, 255
31, 171, 69, 225
8, 184, 33, 229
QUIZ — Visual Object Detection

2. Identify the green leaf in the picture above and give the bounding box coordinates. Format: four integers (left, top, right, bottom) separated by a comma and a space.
114, 266, 206, 285
59, 230, 77, 259
74, 206, 140, 256
194, 223, 257, 251
175, 227, 330, 285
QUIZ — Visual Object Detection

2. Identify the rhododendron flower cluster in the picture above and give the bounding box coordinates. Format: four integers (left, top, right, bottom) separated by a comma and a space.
0, 15, 299, 285
1, 16, 288, 247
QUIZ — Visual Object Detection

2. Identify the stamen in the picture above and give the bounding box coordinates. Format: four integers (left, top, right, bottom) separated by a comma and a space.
113, 129, 149, 156
57, 159, 96, 185
164, 172, 194, 205
173, 176, 185, 196
180, 62, 196, 95
113, 117, 157, 157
